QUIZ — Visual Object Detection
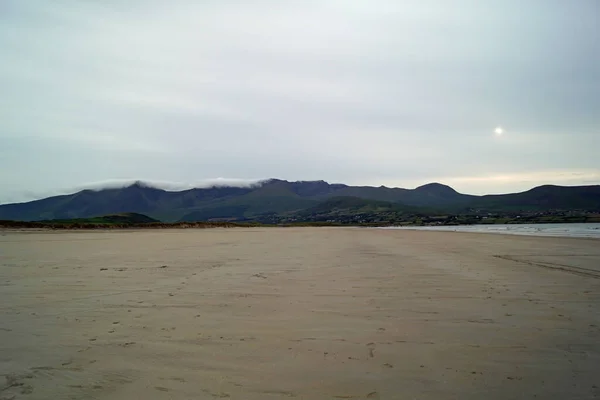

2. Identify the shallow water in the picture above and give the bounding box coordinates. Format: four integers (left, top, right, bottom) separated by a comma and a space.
382, 223, 600, 239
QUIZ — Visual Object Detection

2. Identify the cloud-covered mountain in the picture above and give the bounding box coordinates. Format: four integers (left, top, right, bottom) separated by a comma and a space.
1, 179, 598, 222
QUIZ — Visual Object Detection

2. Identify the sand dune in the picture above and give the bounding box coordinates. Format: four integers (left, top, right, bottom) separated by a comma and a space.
1, 228, 599, 399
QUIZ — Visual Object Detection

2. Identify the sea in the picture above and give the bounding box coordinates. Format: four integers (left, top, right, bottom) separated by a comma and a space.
381, 223, 600, 239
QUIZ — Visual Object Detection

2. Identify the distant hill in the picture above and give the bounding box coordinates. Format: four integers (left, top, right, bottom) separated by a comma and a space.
298, 196, 428, 216
278, 196, 437, 225
0, 213, 253, 229
0, 179, 598, 222
470, 185, 600, 212
43, 212, 159, 225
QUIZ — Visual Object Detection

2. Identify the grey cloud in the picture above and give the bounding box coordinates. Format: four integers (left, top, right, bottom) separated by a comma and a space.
0, 0, 598, 203
76, 178, 264, 192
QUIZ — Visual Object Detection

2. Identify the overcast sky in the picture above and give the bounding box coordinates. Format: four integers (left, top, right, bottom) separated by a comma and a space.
1, 0, 598, 203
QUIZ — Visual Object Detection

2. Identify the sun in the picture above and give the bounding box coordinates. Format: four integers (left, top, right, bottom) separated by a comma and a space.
494, 127, 503, 135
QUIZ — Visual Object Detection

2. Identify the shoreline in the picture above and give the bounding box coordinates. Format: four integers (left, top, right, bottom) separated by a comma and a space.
380, 222, 600, 239
3, 222, 600, 240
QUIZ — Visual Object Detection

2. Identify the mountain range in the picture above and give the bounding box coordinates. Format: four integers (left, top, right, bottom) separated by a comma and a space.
1, 179, 599, 223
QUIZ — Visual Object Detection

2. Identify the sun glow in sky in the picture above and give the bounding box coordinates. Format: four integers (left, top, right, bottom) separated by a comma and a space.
0, 1, 598, 203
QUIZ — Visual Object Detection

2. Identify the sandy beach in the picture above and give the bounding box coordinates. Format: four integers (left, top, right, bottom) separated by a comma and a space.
1, 228, 599, 399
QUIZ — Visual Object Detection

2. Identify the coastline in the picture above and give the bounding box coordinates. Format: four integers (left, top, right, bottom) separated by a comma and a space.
4, 221, 600, 241
380, 222, 600, 239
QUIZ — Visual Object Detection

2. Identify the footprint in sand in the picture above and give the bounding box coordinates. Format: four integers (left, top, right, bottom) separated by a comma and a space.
366, 343, 375, 358
2, 373, 35, 397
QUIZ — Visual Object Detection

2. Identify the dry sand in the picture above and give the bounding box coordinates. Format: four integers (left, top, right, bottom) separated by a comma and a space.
1, 228, 599, 399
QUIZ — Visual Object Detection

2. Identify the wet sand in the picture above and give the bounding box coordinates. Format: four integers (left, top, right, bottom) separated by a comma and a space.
1, 228, 599, 399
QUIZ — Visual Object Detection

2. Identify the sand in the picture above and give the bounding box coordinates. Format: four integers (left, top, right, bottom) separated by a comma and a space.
1, 228, 599, 399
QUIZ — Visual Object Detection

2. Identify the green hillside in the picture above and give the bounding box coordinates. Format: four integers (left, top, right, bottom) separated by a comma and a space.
41, 212, 159, 225
470, 185, 600, 212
